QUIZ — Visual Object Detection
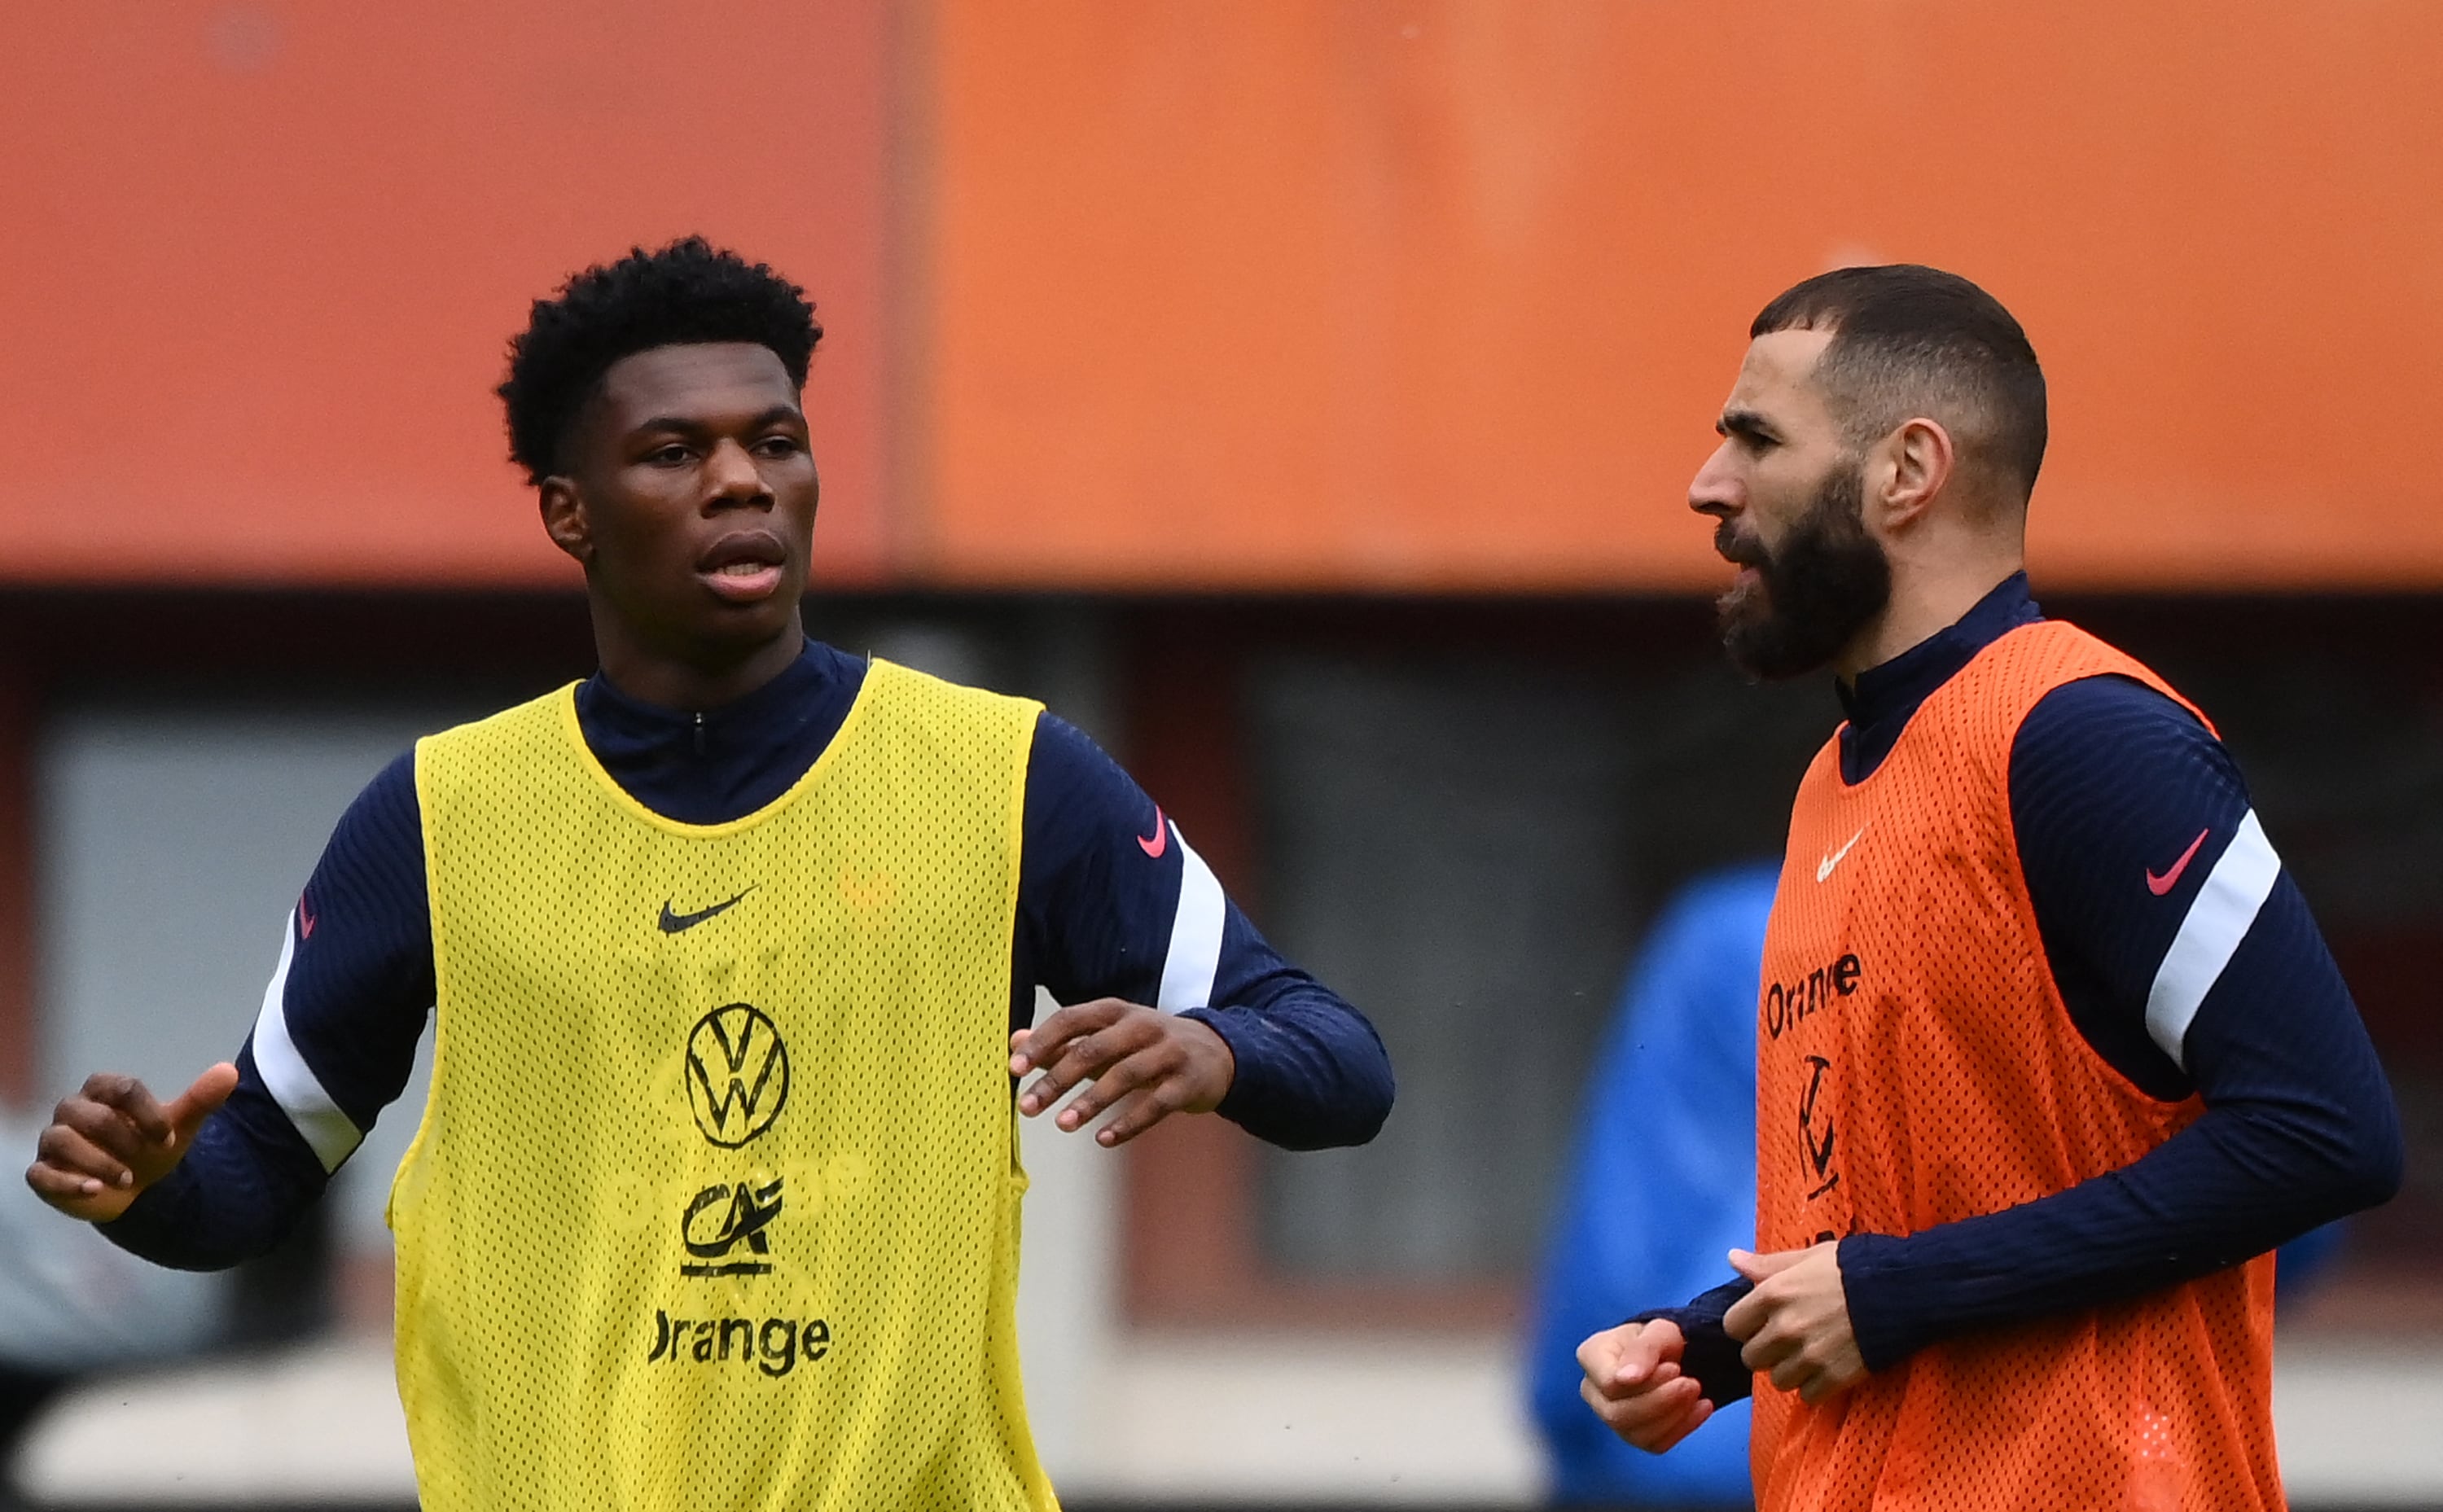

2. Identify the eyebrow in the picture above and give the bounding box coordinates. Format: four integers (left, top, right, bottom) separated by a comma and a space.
1717, 408, 1779, 444
632, 404, 807, 436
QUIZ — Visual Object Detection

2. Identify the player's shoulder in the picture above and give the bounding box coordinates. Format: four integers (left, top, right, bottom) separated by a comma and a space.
1013, 710, 1167, 869
1963, 619, 2176, 706
408, 685, 585, 813
2020, 670, 2216, 757
331, 746, 426, 849
1025, 708, 1114, 774
416, 683, 579, 756
1964, 619, 2207, 743
859, 657, 1044, 766
865, 654, 1023, 710
2010, 668, 2246, 831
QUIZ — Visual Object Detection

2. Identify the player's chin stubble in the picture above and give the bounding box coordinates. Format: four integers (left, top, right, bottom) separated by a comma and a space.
1717, 462, 1893, 681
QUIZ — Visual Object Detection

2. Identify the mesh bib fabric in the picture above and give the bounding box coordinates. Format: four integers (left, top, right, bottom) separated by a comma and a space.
1752, 621, 2280, 1512
391, 659, 1055, 1512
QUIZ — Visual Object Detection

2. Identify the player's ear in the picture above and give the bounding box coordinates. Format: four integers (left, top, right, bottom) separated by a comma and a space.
1875, 416, 1954, 531
538, 476, 594, 565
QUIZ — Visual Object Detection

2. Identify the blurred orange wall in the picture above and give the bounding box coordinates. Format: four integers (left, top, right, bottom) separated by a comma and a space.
921, 1, 2443, 590
7, 3, 2442, 592
0, 1, 893, 588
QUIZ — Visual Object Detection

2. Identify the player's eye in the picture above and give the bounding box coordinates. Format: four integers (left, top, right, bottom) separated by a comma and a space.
644, 444, 694, 467
754, 435, 803, 458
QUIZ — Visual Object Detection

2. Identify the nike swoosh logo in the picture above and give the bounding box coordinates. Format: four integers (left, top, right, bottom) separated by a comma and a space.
660, 886, 757, 934
2147, 829, 2211, 896
1138, 807, 1169, 859
1816, 825, 1868, 883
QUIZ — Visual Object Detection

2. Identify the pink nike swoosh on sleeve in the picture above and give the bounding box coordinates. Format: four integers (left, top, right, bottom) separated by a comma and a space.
1138, 807, 1169, 859
2147, 828, 2212, 896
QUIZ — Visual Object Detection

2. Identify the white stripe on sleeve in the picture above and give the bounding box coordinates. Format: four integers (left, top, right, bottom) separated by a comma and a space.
250, 911, 365, 1172
2144, 809, 2282, 1071
1154, 823, 1225, 1013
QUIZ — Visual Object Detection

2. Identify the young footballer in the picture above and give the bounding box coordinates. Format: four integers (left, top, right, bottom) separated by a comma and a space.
1577, 265, 2401, 1510
26, 239, 1394, 1511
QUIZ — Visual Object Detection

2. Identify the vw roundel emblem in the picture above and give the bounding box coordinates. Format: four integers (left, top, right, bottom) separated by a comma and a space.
684, 1003, 790, 1148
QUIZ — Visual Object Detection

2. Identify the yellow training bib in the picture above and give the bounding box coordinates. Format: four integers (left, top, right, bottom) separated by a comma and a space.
391, 659, 1054, 1512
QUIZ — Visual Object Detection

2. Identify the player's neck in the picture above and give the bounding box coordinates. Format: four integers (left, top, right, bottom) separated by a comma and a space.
1835, 559, 2023, 681
590, 614, 808, 712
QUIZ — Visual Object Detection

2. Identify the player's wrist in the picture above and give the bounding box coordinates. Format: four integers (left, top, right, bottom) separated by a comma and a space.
1831, 1232, 1918, 1372
1178, 1011, 1236, 1102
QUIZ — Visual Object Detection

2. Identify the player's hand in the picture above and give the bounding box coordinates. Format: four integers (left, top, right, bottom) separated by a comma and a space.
1725, 1242, 1866, 1405
1577, 1319, 1713, 1452
1009, 998, 1235, 1147
23, 1064, 239, 1224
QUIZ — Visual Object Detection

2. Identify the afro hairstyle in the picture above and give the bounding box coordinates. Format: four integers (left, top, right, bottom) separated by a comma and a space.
498, 237, 822, 485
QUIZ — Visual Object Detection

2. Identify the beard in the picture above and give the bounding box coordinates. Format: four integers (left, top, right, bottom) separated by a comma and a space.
1714, 461, 1893, 681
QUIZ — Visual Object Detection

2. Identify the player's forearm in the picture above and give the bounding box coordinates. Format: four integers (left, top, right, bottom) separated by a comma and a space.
1184, 980, 1393, 1150
1838, 1089, 2402, 1370
98, 1082, 330, 1272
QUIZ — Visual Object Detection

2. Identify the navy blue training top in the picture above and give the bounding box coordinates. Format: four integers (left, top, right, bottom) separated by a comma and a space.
1640, 575, 2403, 1400
105, 640, 1395, 1269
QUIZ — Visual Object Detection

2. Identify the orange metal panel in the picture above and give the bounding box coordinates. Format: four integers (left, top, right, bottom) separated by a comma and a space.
0, 1, 893, 587
922, 2, 2443, 590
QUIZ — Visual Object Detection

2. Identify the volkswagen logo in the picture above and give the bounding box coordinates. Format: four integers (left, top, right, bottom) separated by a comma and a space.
685, 1003, 790, 1147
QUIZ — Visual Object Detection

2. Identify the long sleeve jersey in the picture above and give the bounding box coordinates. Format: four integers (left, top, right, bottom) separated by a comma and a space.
1641, 575, 2403, 1400
104, 640, 1395, 1269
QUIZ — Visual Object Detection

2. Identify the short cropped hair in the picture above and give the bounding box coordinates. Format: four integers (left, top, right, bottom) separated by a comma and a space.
1752, 265, 2046, 499
498, 237, 822, 484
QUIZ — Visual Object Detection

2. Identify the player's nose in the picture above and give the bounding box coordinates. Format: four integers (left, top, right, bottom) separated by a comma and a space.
1688, 441, 1742, 519
701, 437, 774, 511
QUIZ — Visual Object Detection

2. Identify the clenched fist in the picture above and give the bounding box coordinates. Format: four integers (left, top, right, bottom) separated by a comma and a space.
1577, 1318, 1717, 1453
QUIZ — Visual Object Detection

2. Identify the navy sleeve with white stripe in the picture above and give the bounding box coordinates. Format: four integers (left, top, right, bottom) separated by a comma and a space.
1015, 715, 1394, 1150
1836, 674, 2405, 1369
101, 752, 432, 1269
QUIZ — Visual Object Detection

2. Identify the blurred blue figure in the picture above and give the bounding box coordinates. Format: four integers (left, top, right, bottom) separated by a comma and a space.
1526, 861, 2351, 1510
2274, 1218, 2348, 1300
1529, 861, 1779, 1510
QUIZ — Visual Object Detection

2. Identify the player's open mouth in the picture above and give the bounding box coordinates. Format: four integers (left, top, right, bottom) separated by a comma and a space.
697, 532, 790, 603
1713, 521, 1767, 576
